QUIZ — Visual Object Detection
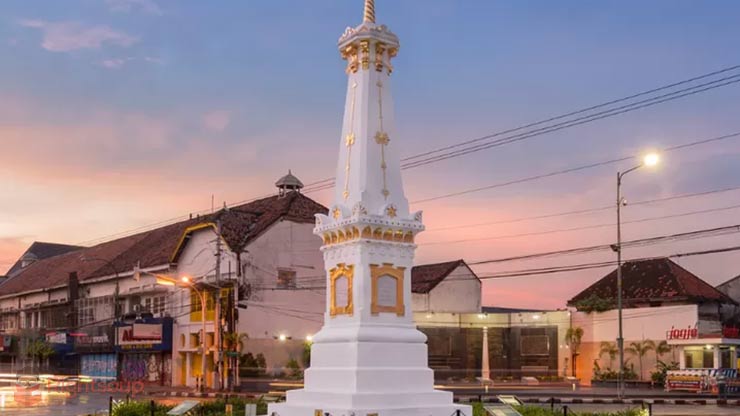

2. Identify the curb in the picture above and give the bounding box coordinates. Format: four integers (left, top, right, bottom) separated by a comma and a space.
513, 397, 740, 406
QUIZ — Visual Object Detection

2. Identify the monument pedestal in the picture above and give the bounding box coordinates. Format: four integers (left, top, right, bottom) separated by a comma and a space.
270, 323, 469, 416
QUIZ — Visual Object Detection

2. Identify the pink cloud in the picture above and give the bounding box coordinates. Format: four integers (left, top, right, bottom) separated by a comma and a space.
19, 19, 138, 52
202, 110, 232, 132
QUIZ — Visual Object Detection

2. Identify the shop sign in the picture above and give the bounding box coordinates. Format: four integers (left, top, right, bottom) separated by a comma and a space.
117, 324, 162, 348
78, 334, 111, 345
46, 332, 68, 344
0, 335, 11, 352
666, 324, 698, 340
722, 326, 740, 339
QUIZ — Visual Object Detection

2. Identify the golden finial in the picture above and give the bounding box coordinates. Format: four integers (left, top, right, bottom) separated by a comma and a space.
363, 0, 376, 23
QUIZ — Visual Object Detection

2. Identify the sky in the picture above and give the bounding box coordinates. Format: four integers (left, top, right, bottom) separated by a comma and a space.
1, 0, 740, 309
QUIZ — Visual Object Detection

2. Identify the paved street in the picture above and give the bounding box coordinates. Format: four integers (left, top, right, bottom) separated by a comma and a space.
537, 403, 740, 415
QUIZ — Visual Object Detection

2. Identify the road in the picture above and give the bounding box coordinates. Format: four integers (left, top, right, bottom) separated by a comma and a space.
1, 390, 740, 415
535, 403, 740, 415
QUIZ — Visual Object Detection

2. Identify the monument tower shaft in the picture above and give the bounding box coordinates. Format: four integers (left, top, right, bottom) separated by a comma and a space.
269, 2, 470, 415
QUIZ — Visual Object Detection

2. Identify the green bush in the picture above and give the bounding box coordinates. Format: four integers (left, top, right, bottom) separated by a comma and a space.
286, 357, 302, 379
240, 352, 267, 377
112, 400, 173, 416
513, 405, 644, 416
112, 397, 267, 416
197, 397, 268, 416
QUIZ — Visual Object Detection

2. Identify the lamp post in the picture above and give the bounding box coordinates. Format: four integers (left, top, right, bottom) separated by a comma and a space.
615, 152, 660, 398
180, 276, 208, 392
153, 274, 213, 392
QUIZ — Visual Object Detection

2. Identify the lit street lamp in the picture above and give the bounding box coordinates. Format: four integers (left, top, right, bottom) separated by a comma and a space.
615, 152, 660, 398
153, 274, 211, 392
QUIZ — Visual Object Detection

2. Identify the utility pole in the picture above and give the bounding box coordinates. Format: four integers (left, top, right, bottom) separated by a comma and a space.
215, 218, 223, 391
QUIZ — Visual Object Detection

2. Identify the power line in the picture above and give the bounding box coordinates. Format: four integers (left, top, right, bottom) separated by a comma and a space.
468, 223, 740, 265
412, 131, 740, 204
403, 64, 740, 162
291, 65, 740, 192
476, 245, 740, 279
420, 203, 740, 246
401, 75, 740, 169
425, 185, 740, 232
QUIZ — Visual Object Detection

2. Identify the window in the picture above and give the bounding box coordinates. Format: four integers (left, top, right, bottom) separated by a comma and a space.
684, 348, 714, 369
277, 269, 297, 289
75, 296, 114, 326
143, 295, 167, 315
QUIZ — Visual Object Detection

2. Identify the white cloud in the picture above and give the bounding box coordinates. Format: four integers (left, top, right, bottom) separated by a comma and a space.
98, 56, 162, 69
106, 0, 163, 15
19, 19, 138, 52
99, 57, 132, 69
202, 110, 232, 132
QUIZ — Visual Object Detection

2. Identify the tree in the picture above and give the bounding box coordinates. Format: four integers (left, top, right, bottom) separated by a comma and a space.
599, 341, 618, 370
655, 340, 672, 361
25, 338, 55, 372
565, 327, 584, 377
302, 341, 312, 368
626, 339, 655, 381
223, 332, 248, 354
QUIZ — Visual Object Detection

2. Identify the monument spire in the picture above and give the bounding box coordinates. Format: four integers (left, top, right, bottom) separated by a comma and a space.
363, 0, 375, 23
269, 2, 468, 415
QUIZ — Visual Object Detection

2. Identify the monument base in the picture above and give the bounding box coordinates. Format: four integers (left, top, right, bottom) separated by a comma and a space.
269, 391, 471, 416
268, 323, 471, 416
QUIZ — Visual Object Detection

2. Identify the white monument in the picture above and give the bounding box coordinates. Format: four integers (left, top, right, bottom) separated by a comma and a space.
269, 1, 470, 416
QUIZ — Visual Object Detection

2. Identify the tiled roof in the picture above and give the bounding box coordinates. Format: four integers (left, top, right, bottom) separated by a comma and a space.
5, 242, 84, 277
412, 259, 476, 294
0, 192, 327, 297
568, 258, 735, 308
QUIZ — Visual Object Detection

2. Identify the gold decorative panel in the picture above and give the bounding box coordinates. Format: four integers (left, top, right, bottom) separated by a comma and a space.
330, 263, 354, 317
370, 263, 405, 316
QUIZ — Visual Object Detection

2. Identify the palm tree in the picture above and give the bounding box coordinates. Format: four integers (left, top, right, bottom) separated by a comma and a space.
655, 340, 672, 362
599, 341, 618, 370
626, 339, 655, 381
565, 327, 584, 377
223, 332, 248, 354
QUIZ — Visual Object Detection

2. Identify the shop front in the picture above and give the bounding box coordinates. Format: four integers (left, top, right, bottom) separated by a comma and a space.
75, 326, 117, 380
666, 326, 740, 394
45, 331, 78, 374
0, 334, 15, 371
114, 317, 173, 385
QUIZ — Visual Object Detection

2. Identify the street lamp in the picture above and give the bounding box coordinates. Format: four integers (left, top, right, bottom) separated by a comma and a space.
154, 274, 209, 392
615, 152, 660, 398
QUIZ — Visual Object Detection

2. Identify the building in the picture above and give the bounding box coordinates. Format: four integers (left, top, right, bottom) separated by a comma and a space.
0, 177, 328, 387
412, 260, 481, 314
568, 258, 738, 383
415, 309, 571, 381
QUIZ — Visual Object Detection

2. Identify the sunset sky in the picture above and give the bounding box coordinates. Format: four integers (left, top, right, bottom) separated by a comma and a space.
2, 0, 740, 309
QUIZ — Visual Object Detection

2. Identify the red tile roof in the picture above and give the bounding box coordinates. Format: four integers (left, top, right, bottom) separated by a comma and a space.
5, 242, 84, 277
411, 259, 476, 294
568, 258, 735, 309
0, 192, 327, 297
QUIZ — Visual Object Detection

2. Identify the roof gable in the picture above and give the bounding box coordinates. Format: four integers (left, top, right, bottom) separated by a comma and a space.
568, 258, 735, 309
412, 259, 477, 294
5, 241, 84, 277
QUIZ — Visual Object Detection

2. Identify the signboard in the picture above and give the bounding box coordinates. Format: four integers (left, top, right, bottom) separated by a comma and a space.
167, 400, 200, 415
484, 404, 522, 416
722, 327, 740, 339
46, 332, 67, 344
114, 318, 172, 352
0, 335, 11, 352
666, 324, 698, 340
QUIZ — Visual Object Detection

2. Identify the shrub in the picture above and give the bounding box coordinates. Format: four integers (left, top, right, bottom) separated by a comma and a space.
286, 357, 302, 379
112, 400, 173, 416
240, 352, 267, 377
